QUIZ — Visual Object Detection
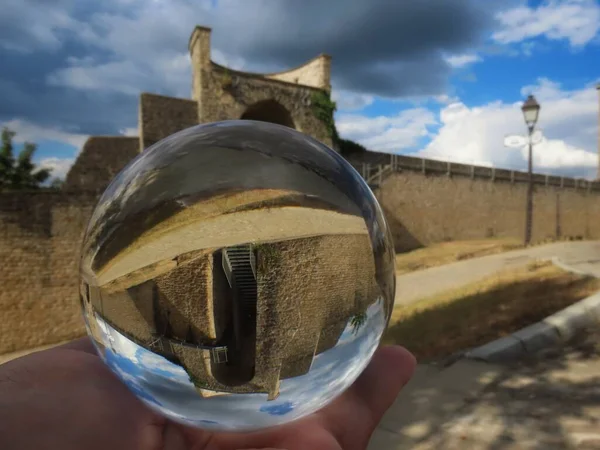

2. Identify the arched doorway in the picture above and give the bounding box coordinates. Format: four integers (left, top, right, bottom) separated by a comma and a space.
240, 100, 295, 129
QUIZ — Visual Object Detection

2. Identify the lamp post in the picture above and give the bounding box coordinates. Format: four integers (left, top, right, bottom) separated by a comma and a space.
521, 95, 541, 246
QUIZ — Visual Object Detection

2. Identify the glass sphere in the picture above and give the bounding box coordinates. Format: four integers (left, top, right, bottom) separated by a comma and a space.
79, 120, 396, 432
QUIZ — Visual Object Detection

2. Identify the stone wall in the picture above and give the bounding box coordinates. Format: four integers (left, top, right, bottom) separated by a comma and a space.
64, 137, 140, 193
188, 25, 332, 147
4, 147, 600, 354
0, 192, 96, 354
253, 233, 378, 397
139, 93, 198, 150
200, 64, 332, 147
265, 54, 331, 91
367, 154, 600, 251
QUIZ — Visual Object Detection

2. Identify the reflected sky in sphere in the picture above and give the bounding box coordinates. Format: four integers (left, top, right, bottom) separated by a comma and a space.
86, 298, 386, 431
79, 121, 396, 432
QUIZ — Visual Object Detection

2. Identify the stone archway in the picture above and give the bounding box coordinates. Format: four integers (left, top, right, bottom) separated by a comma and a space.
240, 100, 295, 129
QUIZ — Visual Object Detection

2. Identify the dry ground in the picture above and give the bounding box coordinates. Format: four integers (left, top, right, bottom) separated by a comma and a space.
383, 261, 600, 362
394, 238, 524, 275
92, 189, 361, 276
97, 207, 368, 286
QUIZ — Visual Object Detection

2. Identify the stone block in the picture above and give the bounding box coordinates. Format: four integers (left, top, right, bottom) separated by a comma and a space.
543, 303, 595, 341
465, 336, 524, 362
512, 321, 562, 353
576, 293, 600, 322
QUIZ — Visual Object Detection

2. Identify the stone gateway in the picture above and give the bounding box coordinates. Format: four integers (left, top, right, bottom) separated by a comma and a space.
66, 25, 333, 194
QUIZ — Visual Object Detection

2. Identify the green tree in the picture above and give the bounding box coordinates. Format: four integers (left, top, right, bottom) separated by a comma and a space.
311, 92, 367, 157
49, 178, 65, 190
337, 138, 368, 158
0, 127, 51, 191
350, 312, 368, 335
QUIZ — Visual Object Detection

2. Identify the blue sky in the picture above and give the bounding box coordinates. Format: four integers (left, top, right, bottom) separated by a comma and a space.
1, 0, 600, 180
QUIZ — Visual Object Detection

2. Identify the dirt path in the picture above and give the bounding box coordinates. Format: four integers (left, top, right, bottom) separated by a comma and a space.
97, 207, 368, 285
394, 240, 600, 306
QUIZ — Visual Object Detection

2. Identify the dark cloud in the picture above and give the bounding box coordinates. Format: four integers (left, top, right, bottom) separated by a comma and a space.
211, 0, 508, 97
0, 0, 511, 137
0, 51, 137, 135
0, 0, 143, 134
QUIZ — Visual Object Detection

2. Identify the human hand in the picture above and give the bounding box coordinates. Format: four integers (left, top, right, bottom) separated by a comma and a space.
0, 338, 415, 450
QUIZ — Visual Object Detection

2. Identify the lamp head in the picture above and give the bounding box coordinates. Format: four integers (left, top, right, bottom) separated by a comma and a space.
521, 95, 540, 130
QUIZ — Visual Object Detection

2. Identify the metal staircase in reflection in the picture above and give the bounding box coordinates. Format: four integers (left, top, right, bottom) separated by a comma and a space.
222, 245, 257, 313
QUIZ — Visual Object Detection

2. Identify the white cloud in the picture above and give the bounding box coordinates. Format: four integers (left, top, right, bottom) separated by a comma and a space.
434, 94, 461, 105
520, 41, 540, 57
120, 127, 138, 137
136, 349, 189, 382
38, 157, 75, 180
444, 53, 482, 68
493, 0, 600, 48
336, 108, 437, 152
420, 78, 598, 178
211, 49, 249, 72
1, 119, 88, 148
332, 90, 375, 112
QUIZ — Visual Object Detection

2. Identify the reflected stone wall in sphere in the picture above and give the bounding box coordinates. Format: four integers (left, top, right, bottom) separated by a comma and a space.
79, 120, 396, 432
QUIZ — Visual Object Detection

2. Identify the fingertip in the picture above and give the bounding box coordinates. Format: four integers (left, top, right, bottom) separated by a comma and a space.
160, 422, 189, 450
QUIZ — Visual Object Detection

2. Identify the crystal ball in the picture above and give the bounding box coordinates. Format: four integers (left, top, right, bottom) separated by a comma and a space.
79, 120, 395, 432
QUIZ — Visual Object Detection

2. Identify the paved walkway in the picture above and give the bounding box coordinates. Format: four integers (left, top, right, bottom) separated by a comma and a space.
369, 327, 600, 449
395, 240, 600, 306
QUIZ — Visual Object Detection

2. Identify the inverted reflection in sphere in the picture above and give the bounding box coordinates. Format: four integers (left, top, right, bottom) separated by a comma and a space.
79, 120, 396, 432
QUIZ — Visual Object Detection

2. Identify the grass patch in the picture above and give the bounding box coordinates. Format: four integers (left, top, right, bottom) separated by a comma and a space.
395, 238, 524, 275
383, 261, 600, 362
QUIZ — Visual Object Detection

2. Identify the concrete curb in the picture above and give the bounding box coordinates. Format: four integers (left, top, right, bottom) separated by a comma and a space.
464, 259, 600, 363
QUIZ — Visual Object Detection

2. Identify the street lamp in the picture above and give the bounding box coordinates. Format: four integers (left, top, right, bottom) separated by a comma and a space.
521, 95, 541, 246
522, 95, 541, 132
